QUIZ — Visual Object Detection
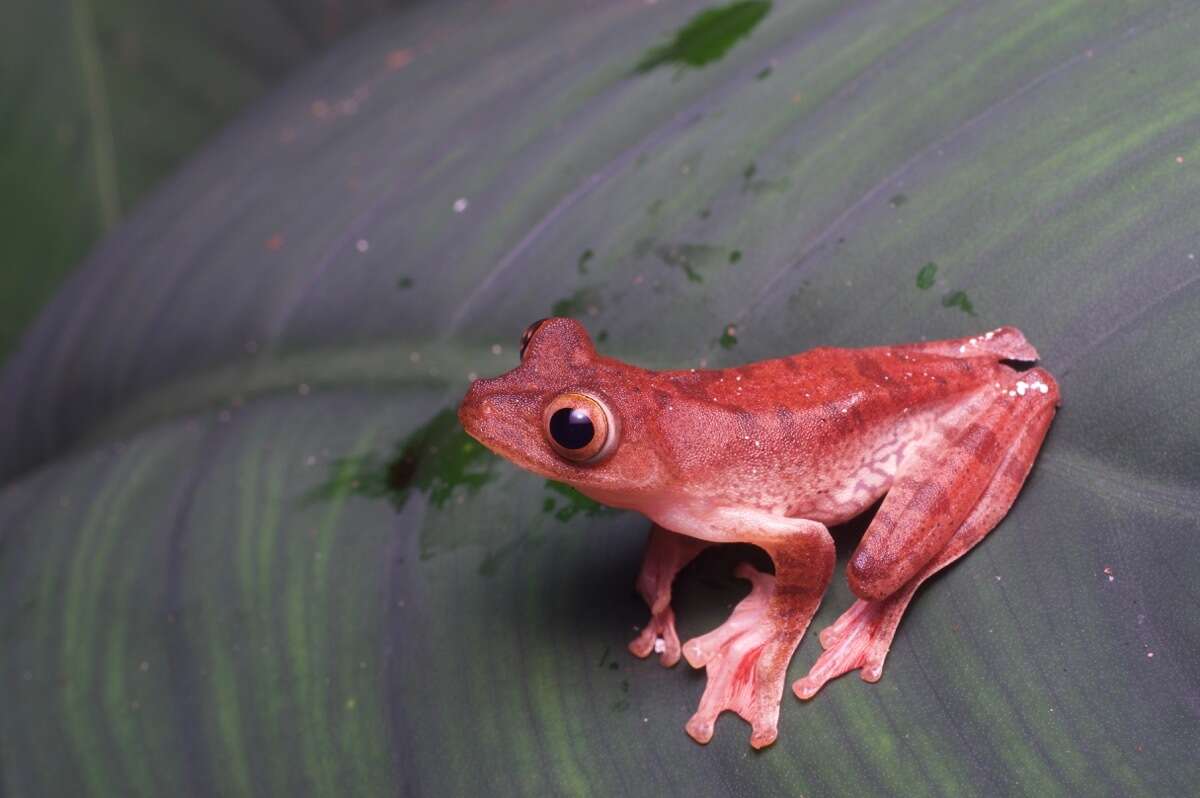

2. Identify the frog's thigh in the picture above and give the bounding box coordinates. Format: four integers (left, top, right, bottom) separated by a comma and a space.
794, 387, 1058, 698
847, 368, 1059, 602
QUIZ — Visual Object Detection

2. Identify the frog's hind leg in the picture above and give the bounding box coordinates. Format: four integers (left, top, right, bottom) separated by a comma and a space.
628, 524, 712, 667
794, 367, 1059, 699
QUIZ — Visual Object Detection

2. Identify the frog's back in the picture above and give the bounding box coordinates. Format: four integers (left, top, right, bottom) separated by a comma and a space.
661, 327, 1036, 412
649, 327, 1042, 523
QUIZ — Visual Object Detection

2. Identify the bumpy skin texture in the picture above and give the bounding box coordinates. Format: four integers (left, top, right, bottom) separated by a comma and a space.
458, 318, 1059, 748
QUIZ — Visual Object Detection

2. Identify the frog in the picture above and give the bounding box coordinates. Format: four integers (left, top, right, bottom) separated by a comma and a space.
457, 317, 1059, 749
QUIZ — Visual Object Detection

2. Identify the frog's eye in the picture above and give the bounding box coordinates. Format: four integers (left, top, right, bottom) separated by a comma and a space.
520, 318, 550, 360
542, 391, 618, 463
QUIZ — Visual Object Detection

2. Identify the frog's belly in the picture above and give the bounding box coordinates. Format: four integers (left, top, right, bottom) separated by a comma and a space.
779, 410, 938, 525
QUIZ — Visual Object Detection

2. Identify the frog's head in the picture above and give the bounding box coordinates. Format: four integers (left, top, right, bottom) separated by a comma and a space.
458, 318, 666, 504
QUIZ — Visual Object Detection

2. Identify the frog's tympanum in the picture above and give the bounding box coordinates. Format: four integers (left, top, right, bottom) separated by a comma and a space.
458, 318, 1059, 748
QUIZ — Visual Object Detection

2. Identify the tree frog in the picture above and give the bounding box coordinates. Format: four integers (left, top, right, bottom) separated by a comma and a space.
458, 318, 1059, 748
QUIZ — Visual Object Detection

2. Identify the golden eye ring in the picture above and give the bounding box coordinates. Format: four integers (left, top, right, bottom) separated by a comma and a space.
542, 391, 618, 463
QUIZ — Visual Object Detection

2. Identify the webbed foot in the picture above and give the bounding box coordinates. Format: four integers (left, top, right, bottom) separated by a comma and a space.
682, 563, 814, 749
793, 596, 905, 699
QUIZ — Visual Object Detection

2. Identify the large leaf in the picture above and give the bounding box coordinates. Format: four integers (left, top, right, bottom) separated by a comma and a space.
3, 0, 1198, 794
0, 0, 416, 362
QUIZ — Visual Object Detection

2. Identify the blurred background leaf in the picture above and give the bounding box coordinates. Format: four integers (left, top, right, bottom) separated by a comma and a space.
2, 0, 1198, 795
0, 0, 416, 362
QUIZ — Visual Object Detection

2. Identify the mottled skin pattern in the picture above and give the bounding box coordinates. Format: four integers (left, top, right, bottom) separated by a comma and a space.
458, 318, 1059, 749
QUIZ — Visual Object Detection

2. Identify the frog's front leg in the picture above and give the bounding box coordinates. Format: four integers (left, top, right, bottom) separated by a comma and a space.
628, 524, 712, 667
795, 367, 1059, 699
655, 508, 834, 749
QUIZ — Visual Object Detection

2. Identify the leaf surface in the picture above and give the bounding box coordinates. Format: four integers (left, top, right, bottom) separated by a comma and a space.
2, 1, 1198, 794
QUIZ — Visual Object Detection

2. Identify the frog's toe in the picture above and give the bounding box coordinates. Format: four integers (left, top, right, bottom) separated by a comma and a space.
815, 597, 871, 649
684, 712, 717, 745
794, 599, 896, 700
628, 605, 682, 667
750, 722, 779, 750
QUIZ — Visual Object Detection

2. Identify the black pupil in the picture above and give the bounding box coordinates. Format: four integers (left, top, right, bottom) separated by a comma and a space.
549, 407, 595, 450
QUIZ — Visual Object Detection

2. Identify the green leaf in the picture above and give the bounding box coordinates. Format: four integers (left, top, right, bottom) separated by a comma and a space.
3, 0, 1199, 794
0, 0, 412, 363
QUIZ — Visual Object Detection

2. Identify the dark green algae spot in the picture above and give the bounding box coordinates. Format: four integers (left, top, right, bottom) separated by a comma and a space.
307, 408, 494, 514
634, 1, 772, 73
915, 262, 975, 315
942, 289, 976, 316
309, 409, 619, 566
719, 324, 738, 349
916, 262, 937, 289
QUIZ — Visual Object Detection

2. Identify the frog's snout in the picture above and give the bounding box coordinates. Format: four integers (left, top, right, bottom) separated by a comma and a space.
458, 377, 526, 446
457, 379, 493, 440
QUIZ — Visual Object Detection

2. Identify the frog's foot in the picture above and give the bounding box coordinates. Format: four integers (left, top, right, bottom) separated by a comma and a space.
629, 605, 683, 666
628, 525, 711, 667
681, 563, 812, 749
793, 594, 911, 699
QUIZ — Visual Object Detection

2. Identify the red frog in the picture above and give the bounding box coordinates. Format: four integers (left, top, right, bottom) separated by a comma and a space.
458, 317, 1059, 749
